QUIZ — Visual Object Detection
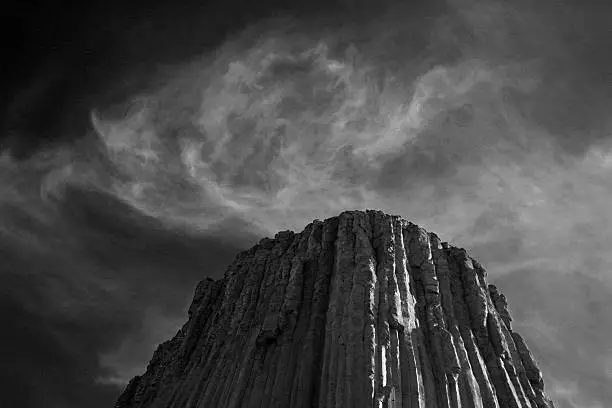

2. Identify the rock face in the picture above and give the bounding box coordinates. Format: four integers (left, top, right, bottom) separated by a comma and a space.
115, 210, 556, 408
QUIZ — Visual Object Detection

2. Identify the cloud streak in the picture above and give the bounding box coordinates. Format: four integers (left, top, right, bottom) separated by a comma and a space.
51, 7, 543, 237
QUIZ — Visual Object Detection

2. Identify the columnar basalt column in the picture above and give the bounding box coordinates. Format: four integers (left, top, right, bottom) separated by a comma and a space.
115, 210, 556, 408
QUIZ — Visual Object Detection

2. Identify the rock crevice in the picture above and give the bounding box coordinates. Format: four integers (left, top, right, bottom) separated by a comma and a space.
115, 210, 556, 408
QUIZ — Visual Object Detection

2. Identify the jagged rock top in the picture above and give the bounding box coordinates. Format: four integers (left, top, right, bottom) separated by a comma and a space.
115, 209, 556, 408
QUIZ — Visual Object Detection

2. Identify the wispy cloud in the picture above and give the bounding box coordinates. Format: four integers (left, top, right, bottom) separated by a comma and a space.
548, 378, 606, 408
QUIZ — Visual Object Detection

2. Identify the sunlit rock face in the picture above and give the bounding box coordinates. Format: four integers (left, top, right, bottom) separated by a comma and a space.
115, 210, 556, 408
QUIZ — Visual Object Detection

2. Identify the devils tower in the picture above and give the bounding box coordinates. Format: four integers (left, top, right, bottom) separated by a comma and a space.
115, 210, 556, 408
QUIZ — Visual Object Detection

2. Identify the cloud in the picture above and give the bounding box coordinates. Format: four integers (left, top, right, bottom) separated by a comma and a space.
495, 268, 612, 407
35, 4, 541, 238
8, 0, 600, 242
97, 307, 187, 386
0, 150, 257, 405
548, 378, 606, 408
0, 293, 121, 408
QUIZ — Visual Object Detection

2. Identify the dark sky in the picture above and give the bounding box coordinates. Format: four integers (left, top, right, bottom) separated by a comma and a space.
1, 1, 611, 407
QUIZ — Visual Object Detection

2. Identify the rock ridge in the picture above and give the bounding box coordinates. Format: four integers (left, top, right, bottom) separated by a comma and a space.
115, 209, 556, 408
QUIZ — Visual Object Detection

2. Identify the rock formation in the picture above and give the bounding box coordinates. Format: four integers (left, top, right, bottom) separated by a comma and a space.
115, 210, 556, 408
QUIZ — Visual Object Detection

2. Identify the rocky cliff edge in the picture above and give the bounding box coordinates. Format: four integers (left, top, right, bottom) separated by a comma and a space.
115, 210, 556, 408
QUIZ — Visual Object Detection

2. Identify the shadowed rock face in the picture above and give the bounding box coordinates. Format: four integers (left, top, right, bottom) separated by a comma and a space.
115, 210, 556, 408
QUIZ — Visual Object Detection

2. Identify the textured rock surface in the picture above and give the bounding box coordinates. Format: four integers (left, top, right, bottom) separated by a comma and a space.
115, 210, 556, 408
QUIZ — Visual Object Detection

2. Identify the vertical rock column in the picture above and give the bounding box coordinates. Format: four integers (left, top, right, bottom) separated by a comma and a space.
114, 210, 557, 408
393, 216, 426, 408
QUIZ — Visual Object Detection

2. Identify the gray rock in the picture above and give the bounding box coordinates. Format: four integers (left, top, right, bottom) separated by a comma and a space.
114, 210, 556, 408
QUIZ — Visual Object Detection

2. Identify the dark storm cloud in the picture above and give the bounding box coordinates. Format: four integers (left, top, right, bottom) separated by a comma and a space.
1, 198, 256, 407
0, 160, 258, 407
0, 294, 120, 408
495, 269, 612, 408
